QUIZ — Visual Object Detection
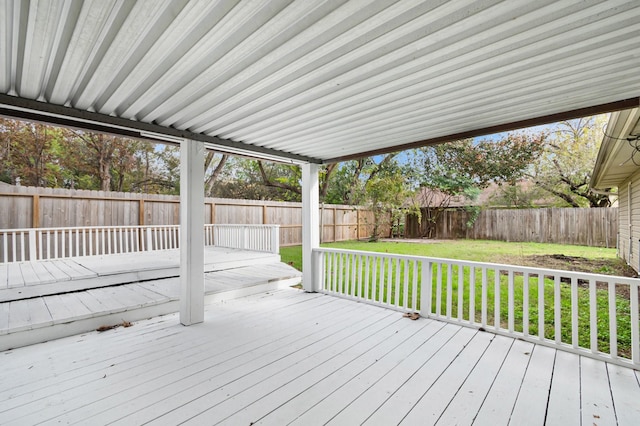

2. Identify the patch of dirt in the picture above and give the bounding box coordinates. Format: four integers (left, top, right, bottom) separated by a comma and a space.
493, 254, 638, 300
492, 254, 638, 278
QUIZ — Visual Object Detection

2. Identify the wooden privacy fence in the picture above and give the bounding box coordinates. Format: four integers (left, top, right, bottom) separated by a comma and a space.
405, 207, 618, 248
0, 185, 385, 247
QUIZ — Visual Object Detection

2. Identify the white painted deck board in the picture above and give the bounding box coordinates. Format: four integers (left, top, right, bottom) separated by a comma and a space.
546, 349, 581, 426
18, 262, 41, 285
1, 289, 640, 426
472, 339, 534, 426
435, 335, 514, 425
0, 264, 7, 289
199, 311, 437, 425
40, 260, 72, 281
580, 356, 617, 426
58, 258, 97, 279
397, 331, 495, 425
508, 343, 556, 425
359, 327, 478, 425
318, 324, 459, 425
6, 262, 24, 287
261, 321, 452, 426
5, 294, 354, 424
1, 291, 320, 399
608, 363, 640, 426
31, 260, 60, 283
0, 302, 9, 330
108, 299, 384, 426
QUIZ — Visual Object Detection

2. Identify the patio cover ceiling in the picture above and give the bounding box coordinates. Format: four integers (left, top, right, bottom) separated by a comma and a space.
1, 0, 640, 164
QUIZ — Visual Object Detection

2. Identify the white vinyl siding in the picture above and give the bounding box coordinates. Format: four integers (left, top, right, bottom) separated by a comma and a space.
618, 169, 640, 272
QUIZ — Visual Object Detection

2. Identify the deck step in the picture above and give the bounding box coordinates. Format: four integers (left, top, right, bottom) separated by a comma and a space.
0, 262, 301, 351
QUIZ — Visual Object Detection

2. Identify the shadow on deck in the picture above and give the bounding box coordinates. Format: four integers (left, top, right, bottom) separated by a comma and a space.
0, 247, 301, 351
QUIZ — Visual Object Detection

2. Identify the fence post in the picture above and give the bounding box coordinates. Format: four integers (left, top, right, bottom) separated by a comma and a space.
420, 260, 432, 316
28, 229, 37, 261
32, 195, 40, 228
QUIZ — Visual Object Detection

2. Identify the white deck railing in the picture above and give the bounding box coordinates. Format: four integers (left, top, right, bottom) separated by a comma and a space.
314, 247, 640, 369
207, 224, 280, 255
0, 224, 280, 262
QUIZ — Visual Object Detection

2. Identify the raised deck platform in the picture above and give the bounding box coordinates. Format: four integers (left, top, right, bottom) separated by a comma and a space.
0, 247, 301, 351
1, 288, 639, 425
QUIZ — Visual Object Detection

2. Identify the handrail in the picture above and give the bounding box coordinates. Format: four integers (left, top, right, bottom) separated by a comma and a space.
0, 224, 280, 262
314, 247, 640, 370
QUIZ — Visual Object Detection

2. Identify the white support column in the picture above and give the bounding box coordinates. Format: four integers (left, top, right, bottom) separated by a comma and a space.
302, 163, 320, 292
180, 139, 205, 325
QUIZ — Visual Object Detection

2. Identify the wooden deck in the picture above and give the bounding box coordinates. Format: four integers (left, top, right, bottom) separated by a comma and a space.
1, 288, 639, 425
0, 247, 301, 351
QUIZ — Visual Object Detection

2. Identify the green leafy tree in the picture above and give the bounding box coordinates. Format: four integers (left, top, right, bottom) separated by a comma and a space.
528, 115, 610, 207
411, 132, 546, 237
364, 173, 416, 241
0, 118, 64, 186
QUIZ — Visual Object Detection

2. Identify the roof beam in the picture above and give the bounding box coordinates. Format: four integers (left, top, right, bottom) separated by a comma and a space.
0, 94, 320, 164
323, 97, 640, 164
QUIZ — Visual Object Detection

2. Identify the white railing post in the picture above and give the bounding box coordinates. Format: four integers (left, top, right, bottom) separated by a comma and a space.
314, 249, 323, 291
146, 227, 153, 251
28, 229, 37, 261
271, 225, 280, 254
420, 260, 432, 316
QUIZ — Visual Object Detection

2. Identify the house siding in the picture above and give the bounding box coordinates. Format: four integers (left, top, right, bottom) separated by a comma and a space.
618, 168, 640, 273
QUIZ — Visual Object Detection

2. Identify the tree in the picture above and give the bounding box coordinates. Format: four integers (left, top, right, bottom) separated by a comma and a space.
528, 115, 610, 207
324, 154, 399, 205
0, 118, 63, 187
204, 152, 230, 197
410, 132, 546, 237
364, 173, 415, 240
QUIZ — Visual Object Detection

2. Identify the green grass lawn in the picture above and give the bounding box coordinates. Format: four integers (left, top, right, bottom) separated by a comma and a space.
280, 239, 635, 358
281, 239, 620, 272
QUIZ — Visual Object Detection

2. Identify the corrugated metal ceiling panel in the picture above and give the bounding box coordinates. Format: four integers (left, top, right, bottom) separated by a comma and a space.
1, 0, 640, 163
